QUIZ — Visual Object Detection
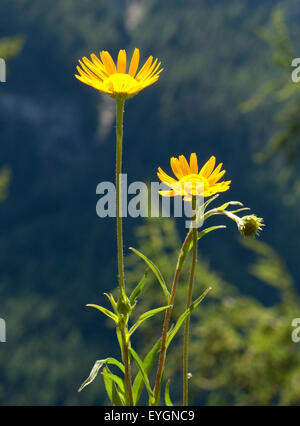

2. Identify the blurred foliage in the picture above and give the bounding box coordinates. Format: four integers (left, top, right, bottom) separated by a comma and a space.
126, 218, 300, 406
241, 6, 300, 165
0, 36, 24, 61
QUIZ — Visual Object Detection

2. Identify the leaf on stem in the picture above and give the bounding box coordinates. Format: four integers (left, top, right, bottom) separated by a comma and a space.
78, 358, 125, 392
129, 247, 170, 301
165, 380, 174, 406
102, 366, 125, 406
129, 268, 149, 305
104, 293, 118, 313
128, 305, 171, 337
203, 194, 219, 211
130, 347, 155, 404
87, 304, 118, 323
132, 338, 161, 405
166, 287, 212, 348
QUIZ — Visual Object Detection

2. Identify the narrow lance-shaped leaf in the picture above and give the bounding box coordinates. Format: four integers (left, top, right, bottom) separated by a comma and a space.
104, 292, 118, 314
128, 305, 171, 337
87, 304, 118, 323
129, 268, 149, 305
102, 368, 126, 396
167, 287, 212, 348
132, 338, 161, 405
203, 194, 219, 211
130, 347, 155, 404
181, 226, 226, 267
78, 357, 125, 392
217, 201, 244, 211
165, 380, 174, 406
102, 366, 124, 406
129, 247, 170, 300
132, 324, 175, 405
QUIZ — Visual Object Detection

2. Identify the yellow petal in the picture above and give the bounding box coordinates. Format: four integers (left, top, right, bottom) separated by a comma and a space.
136, 56, 153, 80
200, 156, 216, 178
158, 190, 175, 197
170, 157, 184, 179
117, 49, 127, 73
208, 169, 226, 184
128, 48, 140, 77
189, 153, 198, 174
178, 155, 191, 176
100, 51, 117, 75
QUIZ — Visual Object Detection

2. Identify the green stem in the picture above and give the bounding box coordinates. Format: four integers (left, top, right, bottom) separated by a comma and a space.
115, 97, 133, 405
153, 228, 193, 405
183, 197, 198, 406
120, 325, 134, 406
116, 97, 126, 300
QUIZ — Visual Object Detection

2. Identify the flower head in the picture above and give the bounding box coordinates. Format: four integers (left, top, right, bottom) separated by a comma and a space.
75, 48, 163, 99
238, 215, 264, 237
157, 153, 231, 201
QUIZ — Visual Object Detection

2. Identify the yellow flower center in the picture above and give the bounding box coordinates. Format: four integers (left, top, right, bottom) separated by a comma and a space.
102, 73, 139, 94
172, 174, 209, 196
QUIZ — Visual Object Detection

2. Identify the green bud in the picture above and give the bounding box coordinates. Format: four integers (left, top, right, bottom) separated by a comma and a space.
116, 296, 132, 316
238, 215, 264, 237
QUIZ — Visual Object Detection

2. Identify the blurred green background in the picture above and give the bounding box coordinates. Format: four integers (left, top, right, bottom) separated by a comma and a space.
0, 0, 300, 405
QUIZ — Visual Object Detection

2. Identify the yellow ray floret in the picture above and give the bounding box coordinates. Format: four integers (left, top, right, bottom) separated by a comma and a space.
157, 153, 231, 201
75, 48, 163, 99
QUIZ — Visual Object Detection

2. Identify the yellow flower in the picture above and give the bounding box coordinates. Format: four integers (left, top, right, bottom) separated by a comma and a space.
75, 48, 163, 99
157, 153, 231, 201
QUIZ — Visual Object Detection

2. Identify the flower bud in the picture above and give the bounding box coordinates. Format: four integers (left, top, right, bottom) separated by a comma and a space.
238, 215, 264, 237
116, 296, 132, 316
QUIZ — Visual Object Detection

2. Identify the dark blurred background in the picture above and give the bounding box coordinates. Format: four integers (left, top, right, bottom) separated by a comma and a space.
0, 0, 300, 405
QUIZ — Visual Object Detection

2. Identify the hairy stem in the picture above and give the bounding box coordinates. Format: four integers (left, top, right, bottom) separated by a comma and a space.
115, 97, 133, 405
120, 325, 134, 405
153, 228, 193, 405
183, 197, 198, 405
116, 97, 126, 299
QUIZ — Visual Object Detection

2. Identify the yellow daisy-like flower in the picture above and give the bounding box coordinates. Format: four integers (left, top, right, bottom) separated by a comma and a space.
75, 48, 163, 99
157, 153, 231, 201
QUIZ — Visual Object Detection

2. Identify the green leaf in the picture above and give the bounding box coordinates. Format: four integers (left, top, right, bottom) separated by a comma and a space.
165, 380, 174, 406
184, 226, 226, 260
87, 304, 118, 323
217, 201, 244, 211
167, 287, 212, 347
132, 338, 161, 405
229, 207, 250, 214
130, 347, 154, 404
203, 194, 219, 210
129, 269, 149, 305
197, 225, 226, 241
78, 357, 125, 392
102, 366, 124, 406
128, 305, 171, 337
104, 293, 118, 313
129, 247, 170, 300
102, 368, 126, 396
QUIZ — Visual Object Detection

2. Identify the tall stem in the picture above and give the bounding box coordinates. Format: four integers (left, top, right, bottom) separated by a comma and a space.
153, 228, 193, 405
116, 97, 126, 299
115, 97, 133, 405
183, 197, 198, 406
120, 325, 134, 406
